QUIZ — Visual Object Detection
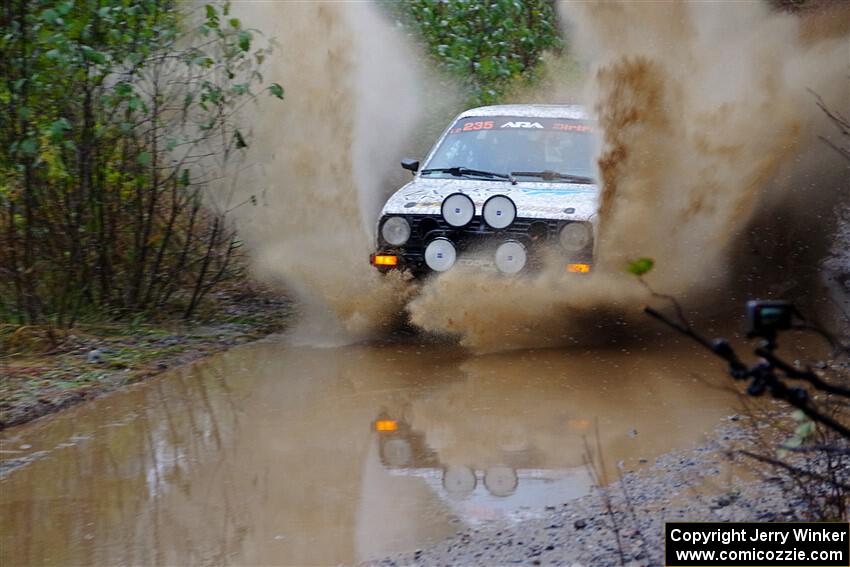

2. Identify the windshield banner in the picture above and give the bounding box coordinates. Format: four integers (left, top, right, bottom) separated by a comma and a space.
448, 117, 593, 135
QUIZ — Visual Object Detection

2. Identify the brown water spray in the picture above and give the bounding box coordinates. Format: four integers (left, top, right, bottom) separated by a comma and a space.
229, 1, 847, 351
227, 2, 424, 344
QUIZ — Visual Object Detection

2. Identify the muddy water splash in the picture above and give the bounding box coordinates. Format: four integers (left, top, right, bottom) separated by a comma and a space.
408, 2, 848, 350
228, 3, 422, 343
575, 1, 849, 291
407, 267, 648, 352
225, 3, 846, 351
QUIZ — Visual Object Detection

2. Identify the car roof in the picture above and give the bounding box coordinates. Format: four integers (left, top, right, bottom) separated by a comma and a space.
456, 104, 589, 120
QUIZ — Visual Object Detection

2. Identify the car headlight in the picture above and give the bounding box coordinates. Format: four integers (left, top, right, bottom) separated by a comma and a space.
381, 216, 411, 246
559, 222, 591, 252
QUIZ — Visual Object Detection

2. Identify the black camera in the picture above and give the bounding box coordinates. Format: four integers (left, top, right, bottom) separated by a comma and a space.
746, 300, 794, 339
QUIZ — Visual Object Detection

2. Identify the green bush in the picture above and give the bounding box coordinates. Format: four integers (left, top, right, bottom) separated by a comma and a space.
0, 1, 281, 326
389, 0, 562, 105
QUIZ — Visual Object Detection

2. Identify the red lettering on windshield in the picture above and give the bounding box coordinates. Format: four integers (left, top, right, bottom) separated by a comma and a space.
553, 123, 592, 132
461, 120, 494, 132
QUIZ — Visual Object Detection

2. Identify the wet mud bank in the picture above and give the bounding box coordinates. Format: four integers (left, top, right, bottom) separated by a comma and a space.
0, 291, 291, 430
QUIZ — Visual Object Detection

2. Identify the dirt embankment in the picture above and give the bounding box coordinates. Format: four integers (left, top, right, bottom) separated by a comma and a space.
0, 290, 291, 430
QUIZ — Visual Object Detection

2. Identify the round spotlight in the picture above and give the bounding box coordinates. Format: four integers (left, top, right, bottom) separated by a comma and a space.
482, 195, 516, 229
494, 240, 527, 274
380, 438, 412, 467
442, 465, 476, 496
483, 466, 518, 497
559, 222, 591, 252
424, 237, 457, 272
441, 193, 475, 227
381, 216, 411, 245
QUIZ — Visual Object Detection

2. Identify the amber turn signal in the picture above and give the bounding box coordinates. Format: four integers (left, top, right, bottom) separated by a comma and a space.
374, 419, 398, 432
567, 263, 591, 273
372, 255, 399, 267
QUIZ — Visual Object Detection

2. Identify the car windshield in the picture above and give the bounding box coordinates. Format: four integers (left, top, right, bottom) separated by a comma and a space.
422, 116, 598, 182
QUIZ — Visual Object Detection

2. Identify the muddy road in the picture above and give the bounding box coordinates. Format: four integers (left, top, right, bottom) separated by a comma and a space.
0, 335, 749, 566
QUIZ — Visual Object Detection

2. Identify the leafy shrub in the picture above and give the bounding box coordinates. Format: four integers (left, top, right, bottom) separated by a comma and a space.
0, 1, 282, 325
388, 0, 562, 105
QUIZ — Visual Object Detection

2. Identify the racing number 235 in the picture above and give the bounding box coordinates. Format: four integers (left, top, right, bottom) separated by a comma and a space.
462, 120, 494, 131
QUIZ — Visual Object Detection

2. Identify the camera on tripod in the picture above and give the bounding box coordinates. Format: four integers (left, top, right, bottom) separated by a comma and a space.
746, 300, 793, 340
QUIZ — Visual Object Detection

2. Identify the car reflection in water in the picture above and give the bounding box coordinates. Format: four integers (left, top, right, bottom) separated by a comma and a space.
371, 410, 593, 524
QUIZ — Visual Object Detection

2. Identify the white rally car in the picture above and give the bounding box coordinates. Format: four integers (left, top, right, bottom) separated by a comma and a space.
371, 104, 599, 277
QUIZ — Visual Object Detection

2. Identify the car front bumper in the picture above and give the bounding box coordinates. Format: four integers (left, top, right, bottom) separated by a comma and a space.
371, 213, 593, 278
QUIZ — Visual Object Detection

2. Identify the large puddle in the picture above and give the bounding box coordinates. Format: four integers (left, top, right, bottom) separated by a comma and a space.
1, 336, 743, 565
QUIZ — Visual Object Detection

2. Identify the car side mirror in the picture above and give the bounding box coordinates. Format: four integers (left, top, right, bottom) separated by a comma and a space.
401, 159, 419, 174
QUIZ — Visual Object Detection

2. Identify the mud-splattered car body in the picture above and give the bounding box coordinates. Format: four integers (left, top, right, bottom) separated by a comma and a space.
371, 104, 599, 277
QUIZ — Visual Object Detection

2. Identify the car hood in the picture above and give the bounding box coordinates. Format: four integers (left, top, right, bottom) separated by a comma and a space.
381, 177, 599, 222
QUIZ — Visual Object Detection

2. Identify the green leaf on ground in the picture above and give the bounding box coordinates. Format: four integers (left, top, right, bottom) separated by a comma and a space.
794, 421, 815, 438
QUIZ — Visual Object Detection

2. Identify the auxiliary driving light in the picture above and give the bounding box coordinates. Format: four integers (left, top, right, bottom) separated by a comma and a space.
372, 255, 398, 267
381, 216, 411, 245
494, 240, 527, 274
424, 237, 457, 272
482, 195, 516, 229
441, 193, 475, 227
559, 222, 591, 252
